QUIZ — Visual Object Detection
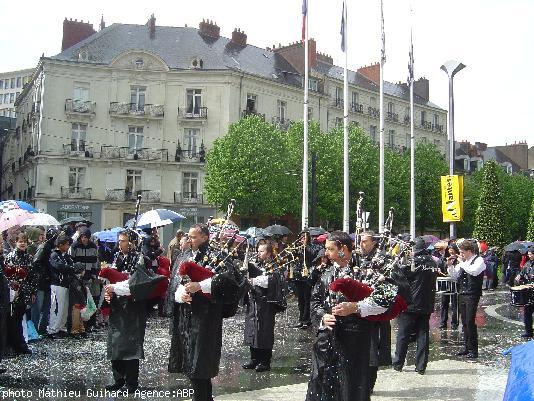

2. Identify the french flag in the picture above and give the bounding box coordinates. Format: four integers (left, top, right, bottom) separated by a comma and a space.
302, 0, 308, 42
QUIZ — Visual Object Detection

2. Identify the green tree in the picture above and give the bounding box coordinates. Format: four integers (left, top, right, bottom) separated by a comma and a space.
501, 172, 534, 241
527, 196, 534, 241
457, 171, 482, 238
204, 116, 289, 217
473, 161, 507, 247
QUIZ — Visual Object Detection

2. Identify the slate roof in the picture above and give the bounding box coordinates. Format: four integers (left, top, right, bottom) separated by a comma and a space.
50, 23, 444, 110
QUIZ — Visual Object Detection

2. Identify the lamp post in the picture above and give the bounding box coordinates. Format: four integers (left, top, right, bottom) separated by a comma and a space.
440, 60, 465, 239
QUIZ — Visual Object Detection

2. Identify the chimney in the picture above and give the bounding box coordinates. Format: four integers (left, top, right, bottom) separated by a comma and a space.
231, 28, 247, 47
199, 19, 220, 39
146, 14, 156, 39
414, 77, 429, 102
273, 39, 317, 74
357, 63, 380, 84
62, 17, 96, 51
317, 52, 333, 65
100, 14, 105, 31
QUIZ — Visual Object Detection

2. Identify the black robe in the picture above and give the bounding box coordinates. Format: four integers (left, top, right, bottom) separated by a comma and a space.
243, 261, 282, 349
106, 251, 150, 361
168, 243, 225, 379
306, 265, 373, 401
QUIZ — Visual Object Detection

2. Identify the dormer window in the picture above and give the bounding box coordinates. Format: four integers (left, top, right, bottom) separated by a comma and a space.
135, 58, 144, 69
78, 50, 89, 62
191, 58, 204, 69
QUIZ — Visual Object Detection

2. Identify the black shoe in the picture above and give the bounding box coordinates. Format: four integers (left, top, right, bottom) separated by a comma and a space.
255, 363, 271, 372
299, 323, 311, 330
292, 323, 304, 328
392, 364, 403, 372
242, 360, 259, 369
17, 348, 32, 356
466, 353, 478, 359
456, 350, 469, 356
105, 381, 125, 391
415, 368, 425, 375
521, 333, 533, 338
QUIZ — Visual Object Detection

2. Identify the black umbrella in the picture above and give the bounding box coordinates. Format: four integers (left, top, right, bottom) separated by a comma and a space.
59, 216, 93, 226
264, 224, 292, 237
308, 227, 327, 236
504, 241, 525, 253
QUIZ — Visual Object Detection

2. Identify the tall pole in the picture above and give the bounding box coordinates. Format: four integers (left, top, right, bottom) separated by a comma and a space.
378, 0, 386, 233
301, 1, 309, 230
441, 60, 465, 239
342, 1, 350, 233
311, 151, 317, 226
408, 7, 416, 240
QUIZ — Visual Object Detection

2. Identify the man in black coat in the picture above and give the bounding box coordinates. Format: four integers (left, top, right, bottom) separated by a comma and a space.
168, 223, 226, 401
292, 231, 318, 329
242, 242, 283, 372
515, 248, 534, 337
392, 237, 437, 374
103, 230, 152, 393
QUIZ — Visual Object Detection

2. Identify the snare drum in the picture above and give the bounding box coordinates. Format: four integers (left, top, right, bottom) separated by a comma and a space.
510, 285, 534, 307
436, 277, 456, 294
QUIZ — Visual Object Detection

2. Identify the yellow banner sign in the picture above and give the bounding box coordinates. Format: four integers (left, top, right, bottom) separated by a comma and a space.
441, 175, 464, 222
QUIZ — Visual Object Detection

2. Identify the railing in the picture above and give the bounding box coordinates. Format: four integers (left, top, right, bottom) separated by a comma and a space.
174, 192, 205, 204
105, 189, 161, 202
65, 99, 96, 115
386, 111, 399, 122
271, 116, 292, 131
421, 121, 432, 130
99, 146, 168, 161
61, 186, 92, 199
175, 148, 205, 163
109, 102, 164, 118
403, 115, 411, 125
332, 98, 343, 108
241, 110, 266, 120
368, 106, 380, 118
178, 107, 208, 119
351, 102, 363, 113
432, 124, 444, 133
63, 143, 94, 156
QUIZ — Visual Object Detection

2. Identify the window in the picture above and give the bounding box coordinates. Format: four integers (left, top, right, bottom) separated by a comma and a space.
3, 94, 8, 103
182, 172, 199, 198
434, 139, 440, 147
73, 84, 90, 102
0, 80, 3, 89
352, 91, 359, 105
308, 79, 318, 91
135, 59, 144, 69
246, 93, 257, 113
4, 80, 8, 90
186, 89, 202, 115
15, 92, 20, 100
335, 117, 343, 127
370, 96, 377, 108
388, 130, 395, 147
387, 102, 395, 114
307, 107, 313, 122
126, 170, 142, 194
0, 96, 2, 105
370, 125, 377, 143
10, 78, 15, 89
184, 128, 200, 156
9, 93, 14, 103
420, 110, 426, 124
71, 123, 87, 151
335, 87, 343, 102
130, 86, 146, 112
16, 77, 21, 88
433, 114, 439, 126
421, 136, 427, 143
69, 167, 85, 193
128, 126, 144, 154
277, 100, 286, 121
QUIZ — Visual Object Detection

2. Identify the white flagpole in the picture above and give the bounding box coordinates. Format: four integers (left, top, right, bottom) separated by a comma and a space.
378, 0, 386, 233
409, 6, 416, 240
302, 1, 309, 230
342, 0, 350, 233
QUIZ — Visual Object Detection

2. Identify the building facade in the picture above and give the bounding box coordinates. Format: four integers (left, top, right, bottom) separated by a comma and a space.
2, 16, 447, 234
0, 68, 34, 118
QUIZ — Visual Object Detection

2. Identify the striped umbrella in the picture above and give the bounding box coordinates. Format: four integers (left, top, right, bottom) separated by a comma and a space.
0, 200, 37, 214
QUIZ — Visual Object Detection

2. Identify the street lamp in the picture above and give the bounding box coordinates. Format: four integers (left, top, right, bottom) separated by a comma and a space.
440, 60, 465, 239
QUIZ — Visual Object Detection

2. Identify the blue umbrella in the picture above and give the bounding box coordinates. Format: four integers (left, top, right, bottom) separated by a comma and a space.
0, 200, 37, 213
136, 209, 186, 229
93, 227, 123, 243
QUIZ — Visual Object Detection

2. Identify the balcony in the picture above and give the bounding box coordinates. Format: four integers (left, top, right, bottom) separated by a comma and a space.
271, 116, 292, 131
386, 111, 398, 122
109, 102, 164, 119
99, 146, 168, 161
241, 110, 266, 120
61, 187, 92, 199
432, 124, 444, 133
105, 189, 161, 203
63, 143, 94, 157
403, 115, 411, 125
332, 98, 343, 108
351, 102, 363, 113
421, 121, 432, 130
65, 99, 96, 116
174, 148, 205, 163
174, 192, 205, 205
368, 106, 380, 118
177, 107, 208, 120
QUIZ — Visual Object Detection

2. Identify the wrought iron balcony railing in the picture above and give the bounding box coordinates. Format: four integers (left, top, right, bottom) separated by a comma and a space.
174, 192, 205, 204
61, 186, 92, 199
178, 107, 208, 119
65, 99, 96, 115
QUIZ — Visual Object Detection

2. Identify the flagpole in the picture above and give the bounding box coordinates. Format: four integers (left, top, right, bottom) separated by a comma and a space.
301, 0, 309, 230
409, 17, 416, 240
378, 0, 386, 233
342, 0, 350, 233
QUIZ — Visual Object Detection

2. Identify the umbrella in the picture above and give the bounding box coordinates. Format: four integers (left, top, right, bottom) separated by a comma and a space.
245, 227, 268, 238
93, 227, 123, 243
420, 234, 440, 246
137, 209, 186, 229
209, 218, 239, 230
504, 241, 525, 253
59, 216, 93, 226
264, 224, 291, 237
0, 209, 33, 232
0, 200, 37, 213
21, 213, 60, 227
316, 233, 329, 243
308, 227, 327, 236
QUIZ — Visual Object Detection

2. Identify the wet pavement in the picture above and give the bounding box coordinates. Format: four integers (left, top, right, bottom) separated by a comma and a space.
0, 289, 528, 400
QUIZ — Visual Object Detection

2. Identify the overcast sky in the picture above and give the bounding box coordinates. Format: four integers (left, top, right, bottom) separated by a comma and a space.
2, 0, 532, 146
